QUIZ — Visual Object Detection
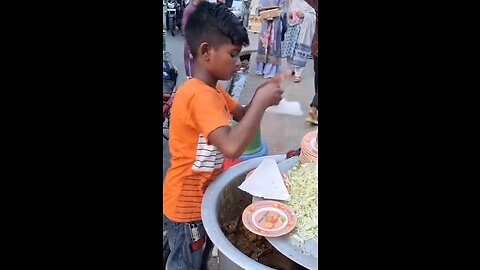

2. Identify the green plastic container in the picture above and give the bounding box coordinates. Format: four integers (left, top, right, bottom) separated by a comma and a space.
231, 120, 262, 155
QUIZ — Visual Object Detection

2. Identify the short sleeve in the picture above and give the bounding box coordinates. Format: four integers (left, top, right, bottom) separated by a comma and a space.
218, 87, 238, 112
190, 90, 232, 141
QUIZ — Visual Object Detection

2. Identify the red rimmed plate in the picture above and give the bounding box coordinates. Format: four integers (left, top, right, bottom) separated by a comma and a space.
242, 200, 297, 237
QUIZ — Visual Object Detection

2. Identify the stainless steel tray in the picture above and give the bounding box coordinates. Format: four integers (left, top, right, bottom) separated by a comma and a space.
252, 157, 318, 270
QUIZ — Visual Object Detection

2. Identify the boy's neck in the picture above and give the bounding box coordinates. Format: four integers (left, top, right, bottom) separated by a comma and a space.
193, 70, 218, 89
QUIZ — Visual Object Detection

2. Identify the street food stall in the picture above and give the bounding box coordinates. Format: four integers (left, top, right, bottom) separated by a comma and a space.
202, 130, 318, 269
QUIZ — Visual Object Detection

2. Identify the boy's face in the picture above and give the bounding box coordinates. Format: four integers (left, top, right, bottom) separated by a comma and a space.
206, 41, 242, 81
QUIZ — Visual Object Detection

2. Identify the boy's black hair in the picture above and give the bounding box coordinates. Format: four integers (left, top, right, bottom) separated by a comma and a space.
185, 1, 250, 58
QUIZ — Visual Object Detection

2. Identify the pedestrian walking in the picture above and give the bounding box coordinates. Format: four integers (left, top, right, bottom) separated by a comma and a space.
304, 0, 317, 125
281, 0, 315, 83
255, 0, 285, 79
182, 0, 205, 79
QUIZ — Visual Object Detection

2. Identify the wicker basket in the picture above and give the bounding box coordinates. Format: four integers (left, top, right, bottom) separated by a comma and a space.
258, 8, 281, 20
248, 15, 261, 33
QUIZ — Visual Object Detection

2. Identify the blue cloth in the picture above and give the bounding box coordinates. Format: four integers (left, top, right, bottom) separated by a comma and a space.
292, 42, 311, 67
281, 24, 301, 58
256, 62, 279, 78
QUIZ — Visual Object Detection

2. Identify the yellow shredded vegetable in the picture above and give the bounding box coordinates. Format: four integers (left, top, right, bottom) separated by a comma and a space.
284, 161, 318, 243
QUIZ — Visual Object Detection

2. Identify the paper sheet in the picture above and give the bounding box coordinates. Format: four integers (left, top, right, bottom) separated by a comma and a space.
238, 158, 290, 201
265, 99, 304, 116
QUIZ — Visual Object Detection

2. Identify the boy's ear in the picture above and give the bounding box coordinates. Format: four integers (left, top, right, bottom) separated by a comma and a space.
199, 42, 211, 61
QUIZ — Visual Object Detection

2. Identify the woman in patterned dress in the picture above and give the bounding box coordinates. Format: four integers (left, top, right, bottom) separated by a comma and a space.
281, 0, 315, 83
255, 0, 286, 79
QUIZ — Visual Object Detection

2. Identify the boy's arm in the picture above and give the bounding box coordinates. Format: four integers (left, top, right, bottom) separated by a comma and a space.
208, 99, 271, 159
232, 104, 247, 122
230, 75, 284, 122
231, 100, 262, 122
209, 72, 289, 159
219, 89, 247, 122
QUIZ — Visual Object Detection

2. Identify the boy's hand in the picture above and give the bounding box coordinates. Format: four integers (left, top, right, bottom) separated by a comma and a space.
252, 71, 290, 108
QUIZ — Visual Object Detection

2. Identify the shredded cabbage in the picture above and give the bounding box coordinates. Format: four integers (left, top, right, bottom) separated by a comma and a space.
284, 162, 318, 243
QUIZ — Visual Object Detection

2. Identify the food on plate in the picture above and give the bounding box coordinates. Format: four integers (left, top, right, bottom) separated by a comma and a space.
257, 211, 285, 230
242, 200, 297, 237
263, 222, 274, 229
267, 212, 280, 223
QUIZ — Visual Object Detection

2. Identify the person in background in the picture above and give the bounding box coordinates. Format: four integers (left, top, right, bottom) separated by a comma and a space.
304, 0, 317, 125
255, 0, 285, 79
281, 0, 315, 83
163, 2, 289, 269
182, 0, 205, 79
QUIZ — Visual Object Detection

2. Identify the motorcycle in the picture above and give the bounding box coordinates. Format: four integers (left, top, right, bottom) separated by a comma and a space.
163, 51, 178, 140
163, 52, 178, 95
165, 0, 184, 36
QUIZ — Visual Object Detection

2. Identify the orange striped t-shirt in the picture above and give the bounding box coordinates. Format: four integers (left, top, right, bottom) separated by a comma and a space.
163, 78, 238, 222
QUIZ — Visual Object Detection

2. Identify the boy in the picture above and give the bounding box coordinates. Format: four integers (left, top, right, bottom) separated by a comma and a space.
163, 2, 289, 269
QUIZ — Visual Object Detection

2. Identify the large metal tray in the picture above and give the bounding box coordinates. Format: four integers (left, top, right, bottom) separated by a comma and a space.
252, 156, 318, 270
